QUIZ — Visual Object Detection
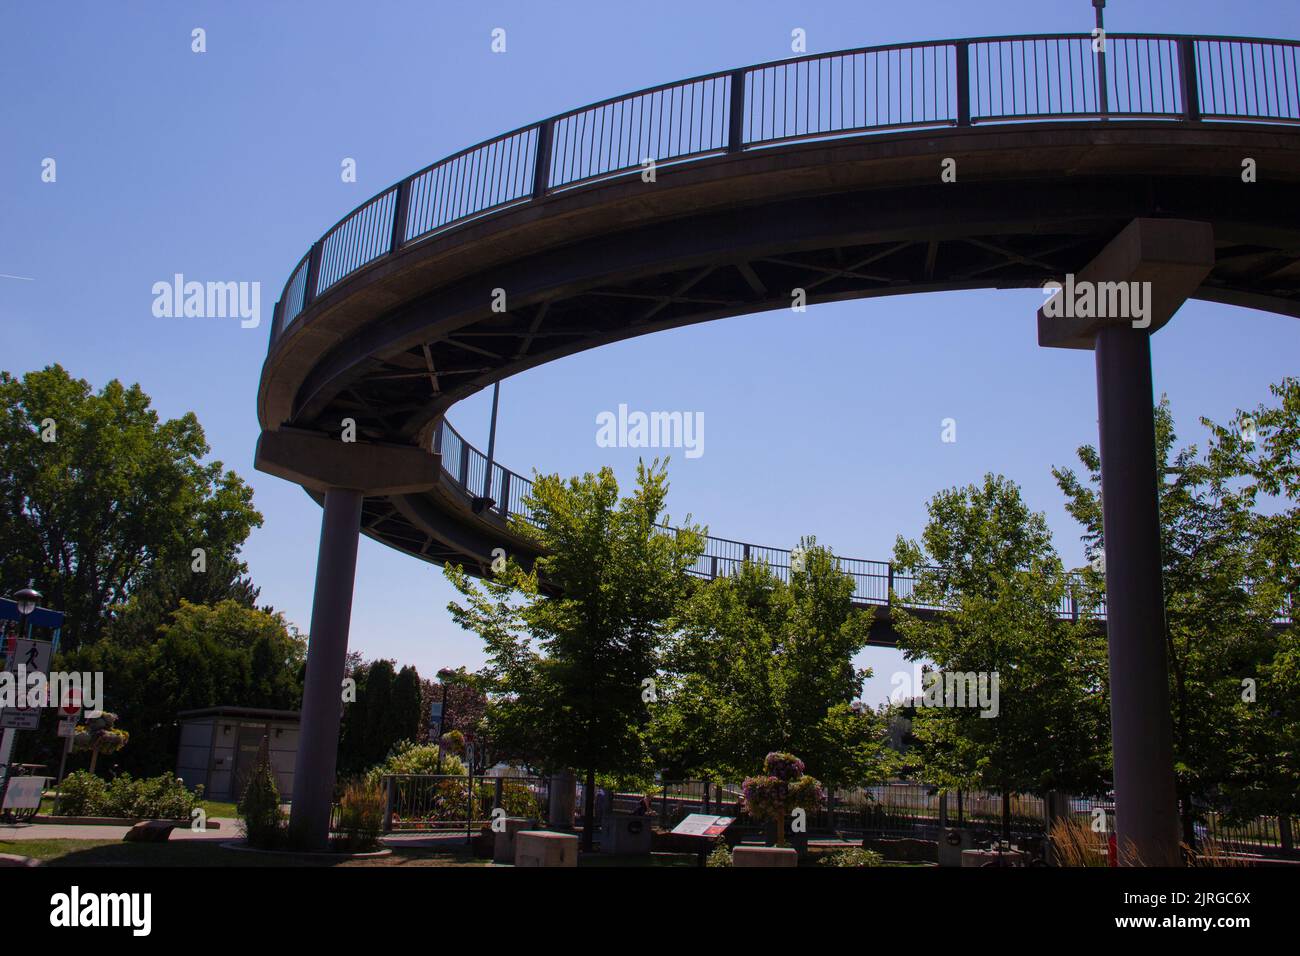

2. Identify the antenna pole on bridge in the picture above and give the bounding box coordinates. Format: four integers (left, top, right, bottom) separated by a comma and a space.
473, 381, 501, 514
1093, 0, 1109, 119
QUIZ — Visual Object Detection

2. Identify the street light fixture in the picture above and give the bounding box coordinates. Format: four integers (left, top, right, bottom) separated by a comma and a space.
13, 585, 41, 619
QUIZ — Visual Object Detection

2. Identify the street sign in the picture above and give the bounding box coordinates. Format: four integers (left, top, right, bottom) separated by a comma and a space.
57, 717, 77, 738
61, 688, 82, 717
5, 639, 51, 675
0, 711, 40, 730
0, 639, 53, 730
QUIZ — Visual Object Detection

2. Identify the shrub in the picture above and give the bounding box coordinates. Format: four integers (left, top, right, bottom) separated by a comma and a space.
335, 779, 385, 852
820, 846, 884, 867
104, 774, 203, 819
1048, 817, 1110, 867
238, 750, 284, 849
54, 770, 108, 816
706, 839, 733, 867
365, 740, 467, 785
365, 741, 472, 824
154, 778, 204, 820
54, 771, 201, 819
498, 780, 543, 819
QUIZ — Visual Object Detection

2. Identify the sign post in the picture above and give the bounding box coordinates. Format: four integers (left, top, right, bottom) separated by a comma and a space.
56, 690, 81, 784
0, 638, 53, 813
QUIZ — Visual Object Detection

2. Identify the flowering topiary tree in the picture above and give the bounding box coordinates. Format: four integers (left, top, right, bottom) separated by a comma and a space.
741, 752, 825, 847
73, 712, 129, 776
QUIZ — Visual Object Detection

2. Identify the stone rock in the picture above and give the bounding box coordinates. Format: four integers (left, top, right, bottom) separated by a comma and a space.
123, 820, 176, 843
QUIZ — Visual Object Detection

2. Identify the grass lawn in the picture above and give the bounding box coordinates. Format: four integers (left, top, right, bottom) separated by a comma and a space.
1, 838, 936, 868
0, 839, 489, 867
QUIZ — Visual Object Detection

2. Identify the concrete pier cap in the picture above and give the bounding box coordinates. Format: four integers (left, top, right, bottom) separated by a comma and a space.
1037, 218, 1215, 350
255, 427, 441, 496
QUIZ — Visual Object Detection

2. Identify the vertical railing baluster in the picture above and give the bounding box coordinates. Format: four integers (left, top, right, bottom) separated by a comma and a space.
532, 120, 553, 198
302, 240, 322, 308
955, 41, 971, 126
268, 298, 284, 348
390, 180, 411, 253
1179, 37, 1201, 121
728, 69, 747, 151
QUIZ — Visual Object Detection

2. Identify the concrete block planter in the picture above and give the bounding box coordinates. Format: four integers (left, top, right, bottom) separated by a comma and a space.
732, 845, 798, 867
514, 830, 578, 866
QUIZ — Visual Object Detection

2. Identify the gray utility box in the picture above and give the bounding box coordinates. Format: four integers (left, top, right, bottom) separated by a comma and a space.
939, 827, 978, 867
602, 813, 653, 854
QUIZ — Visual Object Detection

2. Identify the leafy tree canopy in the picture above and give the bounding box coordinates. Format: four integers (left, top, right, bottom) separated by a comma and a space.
892, 474, 1111, 798
0, 365, 261, 650
653, 539, 885, 788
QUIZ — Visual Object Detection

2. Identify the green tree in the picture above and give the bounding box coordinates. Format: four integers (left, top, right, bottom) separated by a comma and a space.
446, 459, 704, 850
57, 600, 304, 776
1054, 400, 1278, 846
892, 474, 1111, 836
1200, 379, 1300, 827
337, 660, 426, 776
0, 365, 261, 650
652, 540, 885, 787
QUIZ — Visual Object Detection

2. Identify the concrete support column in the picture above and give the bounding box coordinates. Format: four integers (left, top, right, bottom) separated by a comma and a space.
288, 487, 363, 850
1094, 325, 1181, 866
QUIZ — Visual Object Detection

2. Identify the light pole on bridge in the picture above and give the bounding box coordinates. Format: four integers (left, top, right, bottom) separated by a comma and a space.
1094, 0, 1109, 118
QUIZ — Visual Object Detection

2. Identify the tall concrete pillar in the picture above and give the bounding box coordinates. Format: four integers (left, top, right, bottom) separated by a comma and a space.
255, 429, 441, 850
1094, 326, 1181, 865
288, 487, 363, 849
1038, 218, 1214, 867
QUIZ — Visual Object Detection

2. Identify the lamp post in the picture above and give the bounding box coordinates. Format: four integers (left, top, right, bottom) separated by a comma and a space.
1093, 0, 1109, 118
435, 667, 456, 774
0, 584, 42, 816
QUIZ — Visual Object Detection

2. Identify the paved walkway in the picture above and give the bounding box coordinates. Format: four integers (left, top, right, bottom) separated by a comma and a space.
0, 817, 238, 842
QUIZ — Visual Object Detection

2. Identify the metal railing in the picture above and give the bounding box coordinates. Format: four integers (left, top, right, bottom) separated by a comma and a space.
377, 773, 548, 832
267, 32, 1300, 343
431, 418, 1115, 619
431, 418, 1300, 626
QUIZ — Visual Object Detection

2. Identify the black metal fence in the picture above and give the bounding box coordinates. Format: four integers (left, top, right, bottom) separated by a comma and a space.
340, 774, 1291, 857
375, 773, 548, 832
638, 780, 1293, 855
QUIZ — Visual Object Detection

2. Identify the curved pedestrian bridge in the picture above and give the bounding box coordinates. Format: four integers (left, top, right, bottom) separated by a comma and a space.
256, 32, 1300, 642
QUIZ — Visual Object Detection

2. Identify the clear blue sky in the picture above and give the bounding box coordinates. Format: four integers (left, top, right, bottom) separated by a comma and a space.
4, 1, 1298, 707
